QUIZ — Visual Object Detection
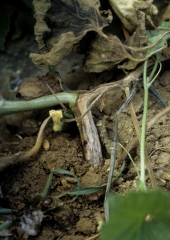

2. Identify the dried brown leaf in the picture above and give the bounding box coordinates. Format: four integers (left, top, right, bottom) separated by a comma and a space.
118, 11, 149, 71
85, 4, 156, 72
18, 72, 61, 99
84, 30, 147, 73
30, 0, 112, 67
84, 34, 130, 72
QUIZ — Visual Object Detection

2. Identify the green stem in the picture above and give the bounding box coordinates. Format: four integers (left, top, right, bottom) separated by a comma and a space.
48, 65, 55, 73
148, 58, 159, 81
0, 92, 78, 117
140, 57, 161, 191
140, 59, 148, 191
149, 61, 161, 87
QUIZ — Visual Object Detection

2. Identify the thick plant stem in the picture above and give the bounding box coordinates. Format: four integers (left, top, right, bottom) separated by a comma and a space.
0, 92, 78, 117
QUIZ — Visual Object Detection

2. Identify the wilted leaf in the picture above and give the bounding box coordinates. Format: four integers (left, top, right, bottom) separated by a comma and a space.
30, 0, 112, 67
85, 5, 159, 72
84, 34, 131, 72
108, 0, 157, 33
84, 26, 147, 73
118, 9, 149, 70
101, 190, 170, 240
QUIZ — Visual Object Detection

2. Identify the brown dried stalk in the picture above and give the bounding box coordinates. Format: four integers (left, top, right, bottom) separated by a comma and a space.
74, 62, 155, 166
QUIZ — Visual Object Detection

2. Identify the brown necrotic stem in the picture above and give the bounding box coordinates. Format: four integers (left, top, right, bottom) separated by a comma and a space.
73, 63, 148, 166
76, 93, 103, 166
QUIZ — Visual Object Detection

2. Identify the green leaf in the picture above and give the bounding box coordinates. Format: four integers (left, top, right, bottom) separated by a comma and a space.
146, 21, 170, 57
68, 184, 106, 195
101, 190, 170, 240
0, 11, 10, 50
159, 21, 170, 28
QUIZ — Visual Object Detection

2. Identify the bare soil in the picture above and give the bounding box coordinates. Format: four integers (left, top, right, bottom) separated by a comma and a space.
1, 37, 170, 240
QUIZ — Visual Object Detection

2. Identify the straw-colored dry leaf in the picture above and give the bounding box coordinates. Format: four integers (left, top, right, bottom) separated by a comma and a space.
30, 0, 112, 67
109, 0, 157, 33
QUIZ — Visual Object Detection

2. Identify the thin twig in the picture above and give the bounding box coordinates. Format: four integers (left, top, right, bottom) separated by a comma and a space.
46, 83, 67, 109
104, 116, 118, 221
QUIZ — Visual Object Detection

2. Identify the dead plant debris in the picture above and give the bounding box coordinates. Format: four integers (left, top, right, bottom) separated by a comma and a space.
1, 0, 170, 239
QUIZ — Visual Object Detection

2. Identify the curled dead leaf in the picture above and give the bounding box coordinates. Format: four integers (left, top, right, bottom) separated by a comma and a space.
30, 0, 112, 67
109, 0, 157, 33
84, 34, 129, 72
84, 32, 147, 72
84, 7, 156, 72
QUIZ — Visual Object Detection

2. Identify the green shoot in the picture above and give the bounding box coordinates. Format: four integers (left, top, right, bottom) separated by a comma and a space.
42, 168, 124, 198
42, 169, 81, 202
138, 22, 170, 190
139, 58, 162, 191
